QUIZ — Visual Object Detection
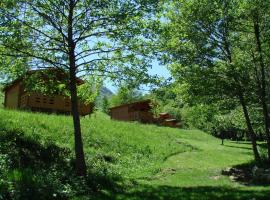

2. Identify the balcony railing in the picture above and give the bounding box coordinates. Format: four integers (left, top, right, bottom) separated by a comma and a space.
20, 92, 92, 116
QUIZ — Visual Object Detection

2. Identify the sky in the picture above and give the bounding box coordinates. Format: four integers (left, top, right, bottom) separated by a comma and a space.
105, 60, 171, 93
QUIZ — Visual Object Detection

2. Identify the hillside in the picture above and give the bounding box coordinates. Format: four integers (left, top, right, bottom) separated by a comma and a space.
0, 108, 270, 199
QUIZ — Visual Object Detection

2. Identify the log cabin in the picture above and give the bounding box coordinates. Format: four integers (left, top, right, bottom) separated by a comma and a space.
2, 69, 93, 116
109, 99, 155, 123
109, 100, 181, 127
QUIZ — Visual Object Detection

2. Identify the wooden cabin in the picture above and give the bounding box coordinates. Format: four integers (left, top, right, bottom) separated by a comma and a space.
110, 100, 155, 123
158, 113, 180, 128
110, 100, 181, 127
3, 69, 93, 116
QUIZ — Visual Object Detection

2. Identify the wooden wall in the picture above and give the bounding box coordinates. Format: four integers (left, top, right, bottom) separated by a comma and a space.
22, 92, 92, 116
4, 84, 92, 116
5, 83, 20, 109
111, 107, 155, 123
110, 106, 130, 121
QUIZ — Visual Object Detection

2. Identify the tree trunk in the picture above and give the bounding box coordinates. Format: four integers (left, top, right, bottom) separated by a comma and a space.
68, 0, 87, 176
221, 131, 224, 145
253, 14, 270, 160
238, 90, 261, 161
69, 67, 87, 176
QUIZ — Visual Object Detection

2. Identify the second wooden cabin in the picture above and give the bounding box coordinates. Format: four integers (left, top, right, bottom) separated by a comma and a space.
110, 99, 180, 127
110, 100, 155, 123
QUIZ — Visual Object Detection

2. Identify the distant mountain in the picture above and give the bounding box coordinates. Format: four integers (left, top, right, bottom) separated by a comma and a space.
95, 87, 113, 109
100, 86, 114, 97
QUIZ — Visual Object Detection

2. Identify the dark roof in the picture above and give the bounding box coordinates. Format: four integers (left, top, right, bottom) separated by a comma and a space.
3, 68, 84, 92
109, 99, 151, 110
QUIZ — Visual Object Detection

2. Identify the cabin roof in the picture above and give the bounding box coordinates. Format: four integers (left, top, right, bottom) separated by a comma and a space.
109, 99, 152, 111
2, 68, 84, 92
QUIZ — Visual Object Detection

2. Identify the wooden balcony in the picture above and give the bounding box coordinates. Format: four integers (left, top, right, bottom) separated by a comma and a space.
20, 92, 92, 116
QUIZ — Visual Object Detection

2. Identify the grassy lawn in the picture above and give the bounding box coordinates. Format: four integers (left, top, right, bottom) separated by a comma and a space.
0, 108, 269, 199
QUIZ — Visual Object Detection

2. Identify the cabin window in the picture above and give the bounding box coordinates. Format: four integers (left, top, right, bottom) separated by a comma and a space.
35, 97, 41, 103
49, 98, 54, 105
43, 97, 47, 104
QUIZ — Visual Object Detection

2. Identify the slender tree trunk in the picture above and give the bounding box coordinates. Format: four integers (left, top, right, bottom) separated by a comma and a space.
238, 89, 261, 161
222, 26, 261, 161
68, 0, 87, 176
253, 13, 270, 160
221, 131, 224, 145
69, 67, 87, 176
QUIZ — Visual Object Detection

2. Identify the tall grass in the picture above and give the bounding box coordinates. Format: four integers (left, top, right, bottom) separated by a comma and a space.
0, 109, 194, 179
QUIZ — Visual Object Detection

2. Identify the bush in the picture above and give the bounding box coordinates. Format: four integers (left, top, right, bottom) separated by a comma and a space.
0, 130, 121, 199
180, 104, 218, 131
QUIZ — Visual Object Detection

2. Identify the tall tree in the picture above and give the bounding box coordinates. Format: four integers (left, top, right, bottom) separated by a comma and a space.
245, 0, 270, 160
233, 0, 270, 160
0, 0, 160, 176
158, 0, 262, 160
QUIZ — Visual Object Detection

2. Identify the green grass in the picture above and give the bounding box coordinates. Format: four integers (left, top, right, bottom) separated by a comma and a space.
0, 108, 270, 199
0, 109, 192, 179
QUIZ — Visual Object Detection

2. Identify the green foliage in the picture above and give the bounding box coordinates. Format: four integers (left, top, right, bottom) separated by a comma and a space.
151, 84, 183, 120
23, 69, 70, 96
77, 76, 103, 104
110, 86, 144, 107
180, 104, 266, 140
181, 104, 219, 131
101, 96, 110, 114
0, 56, 29, 83
0, 130, 77, 199
0, 0, 160, 85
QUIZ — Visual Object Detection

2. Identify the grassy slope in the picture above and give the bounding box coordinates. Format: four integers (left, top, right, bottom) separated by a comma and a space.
0, 108, 270, 199
0, 109, 192, 179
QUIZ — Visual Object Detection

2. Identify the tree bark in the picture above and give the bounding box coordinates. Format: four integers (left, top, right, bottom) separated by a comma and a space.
238, 89, 261, 161
68, 0, 87, 176
253, 13, 270, 160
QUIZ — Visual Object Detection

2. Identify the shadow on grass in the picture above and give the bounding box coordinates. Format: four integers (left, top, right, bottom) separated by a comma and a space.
221, 160, 270, 188
94, 184, 270, 200
230, 141, 253, 144
228, 141, 268, 151
0, 129, 121, 200
258, 143, 268, 149
223, 144, 252, 150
